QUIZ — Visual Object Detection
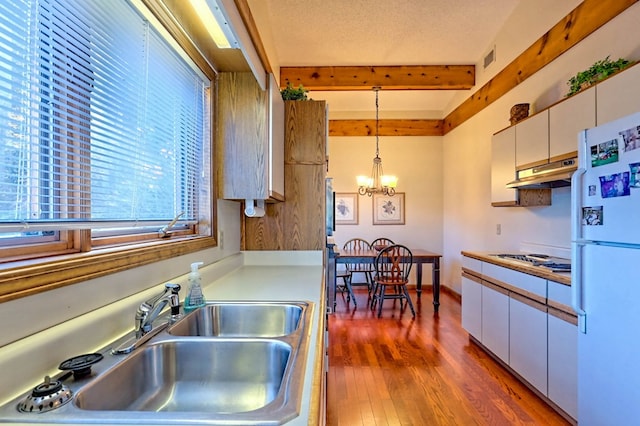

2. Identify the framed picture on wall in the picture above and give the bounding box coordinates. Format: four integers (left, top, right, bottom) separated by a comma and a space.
335, 193, 358, 225
373, 192, 405, 225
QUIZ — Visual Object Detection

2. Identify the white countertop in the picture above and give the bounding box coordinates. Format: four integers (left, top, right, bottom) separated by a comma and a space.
0, 251, 325, 425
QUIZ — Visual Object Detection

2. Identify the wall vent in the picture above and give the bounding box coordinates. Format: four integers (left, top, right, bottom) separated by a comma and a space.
484, 47, 496, 69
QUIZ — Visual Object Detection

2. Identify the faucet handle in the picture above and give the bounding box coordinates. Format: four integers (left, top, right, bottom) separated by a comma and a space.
164, 283, 181, 316
165, 282, 181, 294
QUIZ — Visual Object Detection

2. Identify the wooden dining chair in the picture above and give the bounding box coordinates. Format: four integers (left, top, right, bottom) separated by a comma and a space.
371, 244, 415, 318
342, 238, 374, 298
335, 266, 356, 308
371, 237, 394, 250
368, 238, 394, 307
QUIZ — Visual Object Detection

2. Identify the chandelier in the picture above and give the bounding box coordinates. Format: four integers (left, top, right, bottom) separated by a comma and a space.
356, 87, 398, 196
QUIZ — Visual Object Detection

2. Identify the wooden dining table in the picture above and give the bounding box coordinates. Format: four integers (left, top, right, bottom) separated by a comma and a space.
330, 247, 442, 313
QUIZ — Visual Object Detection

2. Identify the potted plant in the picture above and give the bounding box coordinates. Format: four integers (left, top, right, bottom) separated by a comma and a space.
567, 56, 632, 96
280, 82, 309, 100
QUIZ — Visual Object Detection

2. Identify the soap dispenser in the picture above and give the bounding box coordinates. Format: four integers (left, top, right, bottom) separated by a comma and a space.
184, 261, 206, 313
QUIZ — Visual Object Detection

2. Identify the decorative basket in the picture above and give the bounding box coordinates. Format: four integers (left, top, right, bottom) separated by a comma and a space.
510, 103, 530, 125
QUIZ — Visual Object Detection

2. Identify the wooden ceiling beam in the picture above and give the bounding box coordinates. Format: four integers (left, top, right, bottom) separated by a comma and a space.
443, 0, 639, 134
280, 65, 475, 91
329, 119, 444, 137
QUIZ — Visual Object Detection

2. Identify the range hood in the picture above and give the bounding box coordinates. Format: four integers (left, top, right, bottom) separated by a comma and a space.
506, 157, 577, 189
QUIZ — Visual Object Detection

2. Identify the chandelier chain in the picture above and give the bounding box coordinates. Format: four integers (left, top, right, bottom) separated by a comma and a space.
356, 86, 397, 196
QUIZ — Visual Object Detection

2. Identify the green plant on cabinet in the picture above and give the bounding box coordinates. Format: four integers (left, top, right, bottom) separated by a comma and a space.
567, 56, 632, 96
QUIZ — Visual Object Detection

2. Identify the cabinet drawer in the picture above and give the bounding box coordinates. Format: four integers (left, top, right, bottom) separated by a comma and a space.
548, 280, 572, 307
462, 256, 482, 272
483, 262, 546, 299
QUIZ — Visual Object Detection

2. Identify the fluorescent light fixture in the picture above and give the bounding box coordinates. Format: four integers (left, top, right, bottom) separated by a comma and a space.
189, 0, 239, 49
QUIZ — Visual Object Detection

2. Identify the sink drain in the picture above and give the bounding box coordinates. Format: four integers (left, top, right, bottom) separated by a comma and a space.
18, 376, 72, 413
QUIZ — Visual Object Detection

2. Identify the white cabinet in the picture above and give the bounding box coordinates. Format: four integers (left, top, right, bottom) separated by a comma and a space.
596, 63, 640, 125
491, 123, 551, 208
461, 272, 482, 340
516, 110, 549, 168
548, 310, 578, 419
509, 294, 548, 394
462, 255, 577, 421
491, 126, 517, 205
549, 86, 595, 159
481, 282, 510, 362
547, 279, 578, 419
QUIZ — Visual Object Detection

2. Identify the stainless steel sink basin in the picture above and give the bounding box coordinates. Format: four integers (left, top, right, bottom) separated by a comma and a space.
168, 302, 304, 337
75, 339, 291, 413
0, 300, 312, 425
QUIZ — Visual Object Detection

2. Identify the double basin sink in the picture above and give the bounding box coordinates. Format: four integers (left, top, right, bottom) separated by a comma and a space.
0, 301, 311, 425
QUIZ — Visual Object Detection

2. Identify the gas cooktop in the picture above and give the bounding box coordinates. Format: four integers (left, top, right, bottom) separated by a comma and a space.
493, 253, 571, 272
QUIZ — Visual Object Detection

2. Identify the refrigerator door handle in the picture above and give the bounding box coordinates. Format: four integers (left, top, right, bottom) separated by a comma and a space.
570, 165, 586, 243
571, 153, 587, 333
571, 242, 587, 333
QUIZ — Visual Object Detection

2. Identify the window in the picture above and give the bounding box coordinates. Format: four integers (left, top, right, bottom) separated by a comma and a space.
0, 0, 215, 300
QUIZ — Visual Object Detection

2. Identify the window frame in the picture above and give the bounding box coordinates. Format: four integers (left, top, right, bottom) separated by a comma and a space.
0, 0, 219, 303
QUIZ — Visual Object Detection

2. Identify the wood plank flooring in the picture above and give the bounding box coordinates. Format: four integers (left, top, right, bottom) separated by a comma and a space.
326, 287, 571, 426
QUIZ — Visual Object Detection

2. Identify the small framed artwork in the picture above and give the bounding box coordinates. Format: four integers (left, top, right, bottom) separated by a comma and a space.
373, 192, 405, 225
335, 193, 358, 225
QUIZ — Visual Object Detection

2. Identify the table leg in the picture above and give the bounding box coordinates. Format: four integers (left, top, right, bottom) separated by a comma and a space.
416, 262, 423, 297
433, 258, 440, 313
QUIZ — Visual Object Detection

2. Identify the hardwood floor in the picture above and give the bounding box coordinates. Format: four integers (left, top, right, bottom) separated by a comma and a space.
326, 287, 571, 426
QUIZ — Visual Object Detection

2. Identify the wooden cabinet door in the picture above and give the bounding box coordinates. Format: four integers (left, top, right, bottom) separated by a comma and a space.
509, 294, 548, 394
491, 126, 517, 205
515, 110, 549, 169
217, 72, 268, 200
285, 101, 327, 164
549, 86, 595, 160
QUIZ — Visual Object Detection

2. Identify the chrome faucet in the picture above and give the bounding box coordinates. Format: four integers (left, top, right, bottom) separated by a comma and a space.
135, 283, 182, 338
112, 283, 182, 355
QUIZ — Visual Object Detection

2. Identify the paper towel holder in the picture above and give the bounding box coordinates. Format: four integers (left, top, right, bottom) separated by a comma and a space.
244, 199, 266, 217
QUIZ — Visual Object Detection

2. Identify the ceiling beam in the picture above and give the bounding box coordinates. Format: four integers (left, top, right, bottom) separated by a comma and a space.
280, 65, 475, 91
329, 119, 444, 137
443, 0, 639, 134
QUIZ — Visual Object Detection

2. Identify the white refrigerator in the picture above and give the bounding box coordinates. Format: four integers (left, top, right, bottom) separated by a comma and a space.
571, 111, 640, 425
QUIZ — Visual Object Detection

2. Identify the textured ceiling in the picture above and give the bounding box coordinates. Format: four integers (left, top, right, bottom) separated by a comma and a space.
247, 0, 520, 116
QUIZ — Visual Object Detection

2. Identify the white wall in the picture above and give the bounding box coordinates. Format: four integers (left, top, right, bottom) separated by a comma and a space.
328, 135, 443, 284
443, 2, 640, 293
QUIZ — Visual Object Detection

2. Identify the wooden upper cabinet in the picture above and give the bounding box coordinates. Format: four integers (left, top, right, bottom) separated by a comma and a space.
549, 86, 595, 160
515, 110, 549, 170
217, 72, 285, 201
596, 62, 640, 125
243, 100, 328, 250
285, 101, 327, 165
217, 72, 268, 200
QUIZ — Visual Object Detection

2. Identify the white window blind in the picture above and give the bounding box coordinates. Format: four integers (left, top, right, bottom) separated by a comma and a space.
0, 0, 210, 233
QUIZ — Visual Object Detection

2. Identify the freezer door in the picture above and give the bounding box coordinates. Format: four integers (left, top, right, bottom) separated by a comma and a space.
578, 243, 640, 425
579, 111, 640, 244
